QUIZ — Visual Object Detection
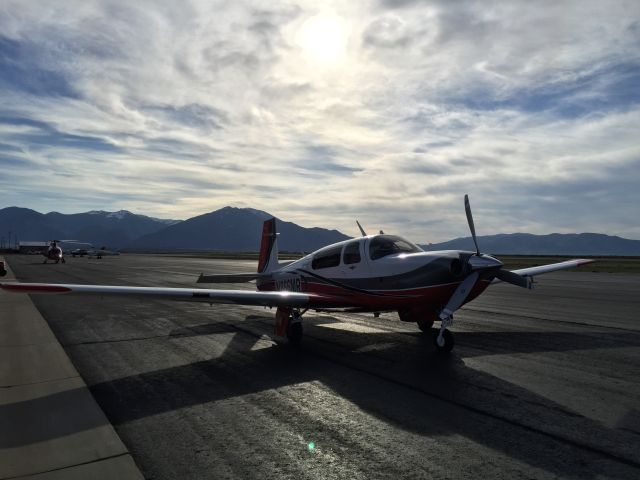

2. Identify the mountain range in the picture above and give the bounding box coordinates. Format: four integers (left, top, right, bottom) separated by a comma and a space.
421, 233, 640, 256
129, 207, 349, 252
0, 207, 180, 249
0, 206, 349, 252
1, 206, 639, 255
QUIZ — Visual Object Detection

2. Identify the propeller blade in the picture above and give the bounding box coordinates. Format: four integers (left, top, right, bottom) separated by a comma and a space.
464, 194, 480, 256
495, 269, 532, 289
439, 271, 480, 321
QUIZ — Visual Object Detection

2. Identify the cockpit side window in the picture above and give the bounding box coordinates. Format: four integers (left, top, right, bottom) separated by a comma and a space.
312, 245, 342, 269
343, 241, 361, 265
369, 235, 422, 260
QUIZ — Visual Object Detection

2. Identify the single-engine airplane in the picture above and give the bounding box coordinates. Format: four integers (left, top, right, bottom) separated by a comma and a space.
0, 196, 593, 353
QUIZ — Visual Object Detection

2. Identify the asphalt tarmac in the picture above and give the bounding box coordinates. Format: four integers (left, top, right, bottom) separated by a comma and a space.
4, 254, 640, 479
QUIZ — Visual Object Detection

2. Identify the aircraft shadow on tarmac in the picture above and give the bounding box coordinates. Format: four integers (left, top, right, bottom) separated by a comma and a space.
2, 313, 639, 478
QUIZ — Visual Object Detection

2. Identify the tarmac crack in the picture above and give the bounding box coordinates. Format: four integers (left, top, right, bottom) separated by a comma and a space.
63, 332, 190, 347
0, 452, 132, 480
0, 374, 79, 389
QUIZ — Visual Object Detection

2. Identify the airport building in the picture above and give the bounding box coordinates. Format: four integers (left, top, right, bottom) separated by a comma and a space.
18, 241, 49, 254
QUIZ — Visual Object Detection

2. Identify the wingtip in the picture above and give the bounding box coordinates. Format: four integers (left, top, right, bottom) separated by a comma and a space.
575, 258, 596, 265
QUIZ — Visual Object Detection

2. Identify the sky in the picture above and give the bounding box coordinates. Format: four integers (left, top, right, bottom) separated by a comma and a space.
1, 0, 639, 243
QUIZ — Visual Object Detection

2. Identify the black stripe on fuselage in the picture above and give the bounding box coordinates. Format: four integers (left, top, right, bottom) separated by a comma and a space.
298, 254, 470, 292
296, 269, 416, 297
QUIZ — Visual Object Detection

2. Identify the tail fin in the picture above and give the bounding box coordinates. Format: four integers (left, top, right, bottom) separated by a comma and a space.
258, 218, 279, 273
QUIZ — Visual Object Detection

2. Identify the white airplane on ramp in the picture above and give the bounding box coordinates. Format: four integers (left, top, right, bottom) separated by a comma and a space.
0, 196, 593, 353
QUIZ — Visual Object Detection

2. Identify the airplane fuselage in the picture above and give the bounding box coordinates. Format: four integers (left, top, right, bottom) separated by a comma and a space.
257, 234, 496, 317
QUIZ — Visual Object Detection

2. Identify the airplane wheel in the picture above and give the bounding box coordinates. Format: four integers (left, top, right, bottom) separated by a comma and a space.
61, 258, 66, 264
55, 259, 59, 264
417, 318, 434, 333
287, 322, 303, 347
434, 329, 454, 354
42, 260, 47, 264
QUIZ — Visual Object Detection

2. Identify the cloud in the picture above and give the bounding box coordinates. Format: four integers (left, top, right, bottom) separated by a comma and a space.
0, 0, 639, 241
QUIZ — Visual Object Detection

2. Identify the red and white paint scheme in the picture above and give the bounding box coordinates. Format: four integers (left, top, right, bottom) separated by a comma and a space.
0, 196, 593, 353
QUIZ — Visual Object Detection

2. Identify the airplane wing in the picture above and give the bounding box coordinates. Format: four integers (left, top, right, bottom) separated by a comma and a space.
0, 282, 353, 309
510, 258, 594, 277
492, 258, 594, 286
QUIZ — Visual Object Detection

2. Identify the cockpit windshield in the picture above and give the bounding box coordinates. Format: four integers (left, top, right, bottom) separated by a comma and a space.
369, 235, 423, 260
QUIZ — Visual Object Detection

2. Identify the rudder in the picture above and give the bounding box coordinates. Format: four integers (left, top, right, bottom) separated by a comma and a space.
258, 218, 279, 273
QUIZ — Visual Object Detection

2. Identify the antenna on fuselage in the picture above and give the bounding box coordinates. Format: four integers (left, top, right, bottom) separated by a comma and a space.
356, 220, 367, 237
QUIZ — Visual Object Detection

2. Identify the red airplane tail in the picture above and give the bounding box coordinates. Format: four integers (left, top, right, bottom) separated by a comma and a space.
258, 218, 278, 273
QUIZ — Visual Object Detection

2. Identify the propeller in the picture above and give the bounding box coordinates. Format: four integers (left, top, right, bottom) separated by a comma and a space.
438, 196, 532, 330
464, 194, 480, 256
435, 195, 533, 349
462, 195, 530, 288
439, 271, 479, 322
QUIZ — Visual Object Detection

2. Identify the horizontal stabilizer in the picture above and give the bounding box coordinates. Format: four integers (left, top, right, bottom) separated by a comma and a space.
197, 273, 263, 283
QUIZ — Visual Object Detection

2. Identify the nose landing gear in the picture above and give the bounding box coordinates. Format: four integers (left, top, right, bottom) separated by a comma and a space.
434, 315, 455, 354
434, 328, 454, 353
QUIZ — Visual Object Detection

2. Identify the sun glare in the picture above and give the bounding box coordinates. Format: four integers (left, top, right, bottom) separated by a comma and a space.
296, 14, 348, 64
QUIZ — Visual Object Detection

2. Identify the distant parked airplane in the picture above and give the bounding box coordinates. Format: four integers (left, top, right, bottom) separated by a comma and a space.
86, 246, 120, 259
70, 244, 120, 259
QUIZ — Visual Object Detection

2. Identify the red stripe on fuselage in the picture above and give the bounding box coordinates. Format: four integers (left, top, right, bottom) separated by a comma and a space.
258, 278, 491, 311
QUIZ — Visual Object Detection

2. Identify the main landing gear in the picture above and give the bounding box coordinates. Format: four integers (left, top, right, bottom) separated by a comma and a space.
287, 312, 303, 347
276, 307, 305, 347
416, 318, 434, 333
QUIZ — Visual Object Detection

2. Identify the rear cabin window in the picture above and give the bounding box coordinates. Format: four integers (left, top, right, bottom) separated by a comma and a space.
343, 241, 361, 265
312, 245, 342, 269
369, 235, 422, 260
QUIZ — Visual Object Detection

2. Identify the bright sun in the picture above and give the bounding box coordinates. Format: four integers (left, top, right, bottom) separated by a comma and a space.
296, 14, 348, 64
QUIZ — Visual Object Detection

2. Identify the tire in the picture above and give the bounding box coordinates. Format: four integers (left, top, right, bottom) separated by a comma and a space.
434, 329, 454, 354
417, 318, 434, 333
287, 322, 303, 347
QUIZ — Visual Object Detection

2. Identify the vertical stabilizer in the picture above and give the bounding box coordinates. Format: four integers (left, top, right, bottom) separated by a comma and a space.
258, 218, 279, 273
